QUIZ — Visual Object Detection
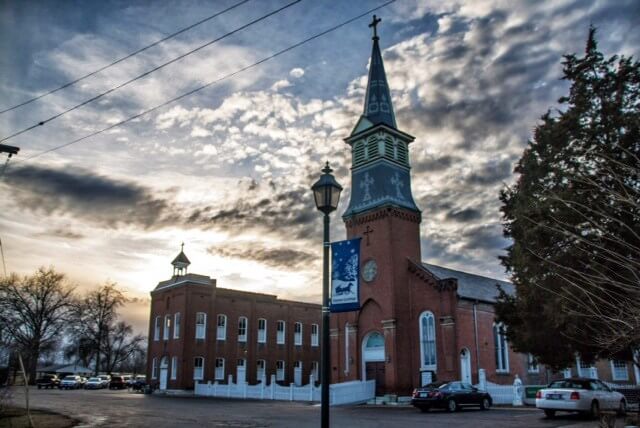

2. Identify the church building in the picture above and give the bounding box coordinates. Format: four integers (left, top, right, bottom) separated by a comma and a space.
146, 17, 639, 394
328, 17, 638, 395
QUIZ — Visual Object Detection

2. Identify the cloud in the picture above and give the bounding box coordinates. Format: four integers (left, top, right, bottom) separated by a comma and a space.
289, 67, 305, 78
208, 243, 315, 270
4, 164, 177, 229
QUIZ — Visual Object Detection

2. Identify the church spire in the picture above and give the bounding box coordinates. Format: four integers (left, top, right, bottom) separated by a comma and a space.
171, 242, 191, 277
362, 15, 397, 129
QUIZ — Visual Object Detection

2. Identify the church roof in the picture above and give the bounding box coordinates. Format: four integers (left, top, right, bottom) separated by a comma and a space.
422, 263, 514, 303
358, 22, 397, 132
154, 273, 212, 292
171, 249, 190, 266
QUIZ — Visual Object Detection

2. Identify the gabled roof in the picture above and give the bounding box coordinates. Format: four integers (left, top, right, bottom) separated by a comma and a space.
422, 263, 514, 303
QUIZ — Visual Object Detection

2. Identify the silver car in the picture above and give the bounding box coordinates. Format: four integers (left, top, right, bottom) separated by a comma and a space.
535, 378, 627, 418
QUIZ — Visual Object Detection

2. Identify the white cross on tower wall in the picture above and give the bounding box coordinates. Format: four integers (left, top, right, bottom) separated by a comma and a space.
390, 172, 405, 200
361, 172, 374, 202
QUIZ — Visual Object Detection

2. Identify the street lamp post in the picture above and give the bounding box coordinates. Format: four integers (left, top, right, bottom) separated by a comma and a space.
311, 162, 342, 428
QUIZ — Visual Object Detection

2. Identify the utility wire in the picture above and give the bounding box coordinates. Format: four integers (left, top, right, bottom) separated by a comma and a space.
0, 237, 6, 277
0, 0, 303, 144
0, 0, 251, 115
20, 0, 396, 162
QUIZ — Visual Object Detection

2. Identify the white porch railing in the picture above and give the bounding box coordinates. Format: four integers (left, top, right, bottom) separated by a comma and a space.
194, 374, 375, 405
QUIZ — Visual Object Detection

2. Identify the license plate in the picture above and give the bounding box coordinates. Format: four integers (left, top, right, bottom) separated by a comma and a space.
419, 392, 428, 398
546, 393, 562, 400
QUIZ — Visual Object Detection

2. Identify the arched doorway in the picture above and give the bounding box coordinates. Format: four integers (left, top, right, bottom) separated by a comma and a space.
460, 348, 472, 384
362, 332, 385, 395
159, 356, 169, 390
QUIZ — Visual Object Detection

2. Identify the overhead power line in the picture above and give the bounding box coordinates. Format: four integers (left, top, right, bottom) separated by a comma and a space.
0, 0, 303, 144
20, 0, 396, 162
0, 0, 251, 115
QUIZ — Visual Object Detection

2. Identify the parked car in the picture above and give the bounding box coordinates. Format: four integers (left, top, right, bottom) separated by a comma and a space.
59, 375, 83, 389
36, 374, 60, 389
131, 375, 147, 392
109, 376, 127, 390
84, 377, 104, 390
535, 378, 627, 418
411, 381, 492, 412
97, 375, 111, 388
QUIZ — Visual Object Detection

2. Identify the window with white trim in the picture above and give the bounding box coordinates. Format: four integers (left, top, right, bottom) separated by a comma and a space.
576, 356, 597, 379
257, 318, 267, 344
238, 316, 247, 342
311, 324, 319, 347
527, 354, 539, 373
171, 356, 177, 380
193, 357, 204, 380
294, 322, 302, 346
257, 359, 266, 382
276, 320, 285, 344
195, 312, 206, 339
154, 316, 161, 341
311, 361, 319, 381
151, 357, 158, 379
215, 358, 225, 380
419, 311, 436, 369
173, 313, 181, 339
493, 322, 509, 373
611, 360, 629, 381
276, 360, 285, 381
217, 314, 227, 340
164, 314, 171, 340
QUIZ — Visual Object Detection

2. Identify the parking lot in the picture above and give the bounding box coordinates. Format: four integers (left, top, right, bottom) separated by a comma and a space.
8, 387, 619, 427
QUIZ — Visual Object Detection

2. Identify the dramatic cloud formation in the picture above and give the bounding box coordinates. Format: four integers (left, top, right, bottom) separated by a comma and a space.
1, 0, 638, 325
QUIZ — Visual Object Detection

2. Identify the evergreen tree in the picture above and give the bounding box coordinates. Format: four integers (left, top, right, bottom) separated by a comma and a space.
496, 28, 640, 369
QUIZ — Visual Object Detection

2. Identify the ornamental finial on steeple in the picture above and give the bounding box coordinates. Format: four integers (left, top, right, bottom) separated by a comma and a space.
369, 15, 381, 40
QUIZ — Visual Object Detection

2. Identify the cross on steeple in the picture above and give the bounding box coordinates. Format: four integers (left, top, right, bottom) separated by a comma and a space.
369, 15, 381, 40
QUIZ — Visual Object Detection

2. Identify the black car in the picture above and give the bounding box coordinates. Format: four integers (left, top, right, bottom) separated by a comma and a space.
36, 374, 60, 389
411, 381, 493, 412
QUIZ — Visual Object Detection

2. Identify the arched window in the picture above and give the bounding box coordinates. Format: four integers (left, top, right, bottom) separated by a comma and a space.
419, 311, 437, 369
367, 136, 379, 159
163, 314, 171, 340
276, 320, 286, 344
354, 141, 365, 165
195, 312, 206, 339
154, 316, 161, 341
173, 313, 181, 339
151, 357, 158, 379
171, 356, 178, 380
257, 318, 267, 344
493, 322, 509, 373
215, 358, 225, 380
294, 322, 303, 346
256, 359, 266, 382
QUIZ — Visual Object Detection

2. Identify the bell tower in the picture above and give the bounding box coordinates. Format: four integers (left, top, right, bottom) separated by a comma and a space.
331, 16, 423, 394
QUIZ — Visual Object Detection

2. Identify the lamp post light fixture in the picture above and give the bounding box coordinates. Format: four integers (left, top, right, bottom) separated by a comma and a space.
311, 161, 342, 428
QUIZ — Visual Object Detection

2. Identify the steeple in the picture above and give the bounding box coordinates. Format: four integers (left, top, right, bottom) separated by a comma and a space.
361, 15, 397, 130
171, 242, 191, 277
343, 16, 419, 219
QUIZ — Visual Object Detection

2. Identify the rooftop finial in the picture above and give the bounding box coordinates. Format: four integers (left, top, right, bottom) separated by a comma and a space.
181, 242, 184, 252
369, 15, 381, 40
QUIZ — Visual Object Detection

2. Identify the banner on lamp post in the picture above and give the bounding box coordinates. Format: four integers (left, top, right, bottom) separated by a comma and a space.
330, 238, 361, 313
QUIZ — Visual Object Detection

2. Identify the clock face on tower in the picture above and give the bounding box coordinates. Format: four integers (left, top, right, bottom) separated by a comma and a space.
362, 259, 378, 282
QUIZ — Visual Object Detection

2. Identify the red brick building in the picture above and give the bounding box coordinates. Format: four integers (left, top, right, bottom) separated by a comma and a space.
147, 249, 321, 390
329, 21, 639, 395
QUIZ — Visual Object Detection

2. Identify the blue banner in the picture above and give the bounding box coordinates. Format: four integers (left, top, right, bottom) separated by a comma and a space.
330, 238, 361, 313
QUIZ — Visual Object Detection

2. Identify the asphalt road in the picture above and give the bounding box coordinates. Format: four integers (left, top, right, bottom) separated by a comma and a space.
8, 387, 612, 427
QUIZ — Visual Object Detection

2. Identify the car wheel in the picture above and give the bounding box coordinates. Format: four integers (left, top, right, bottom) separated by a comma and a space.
37, 385, 41, 389
480, 397, 490, 410
544, 409, 555, 419
617, 400, 626, 417
447, 399, 457, 412
589, 401, 599, 419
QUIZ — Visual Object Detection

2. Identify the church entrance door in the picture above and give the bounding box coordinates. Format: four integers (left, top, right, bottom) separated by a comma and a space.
159, 357, 169, 390
460, 348, 471, 384
366, 362, 386, 395
362, 332, 386, 395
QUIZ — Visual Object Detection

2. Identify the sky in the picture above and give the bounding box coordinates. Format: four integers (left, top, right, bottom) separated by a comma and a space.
1, 0, 639, 333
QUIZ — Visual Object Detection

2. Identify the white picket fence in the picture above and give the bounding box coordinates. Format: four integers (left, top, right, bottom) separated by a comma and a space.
480, 381, 515, 405
194, 374, 375, 406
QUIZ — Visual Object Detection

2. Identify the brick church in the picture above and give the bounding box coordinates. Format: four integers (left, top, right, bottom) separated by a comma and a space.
146, 17, 639, 394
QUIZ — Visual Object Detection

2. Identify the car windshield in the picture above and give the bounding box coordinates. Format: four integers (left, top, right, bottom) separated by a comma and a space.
63, 376, 76, 380
437, 382, 453, 390
88, 377, 100, 382
548, 380, 591, 390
